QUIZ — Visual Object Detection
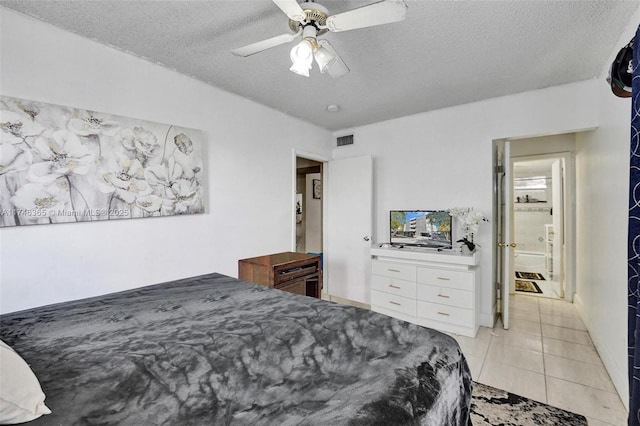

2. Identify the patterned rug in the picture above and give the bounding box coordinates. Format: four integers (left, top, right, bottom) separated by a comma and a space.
471, 382, 587, 425
515, 279, 543, 294
515, 271, 546, 280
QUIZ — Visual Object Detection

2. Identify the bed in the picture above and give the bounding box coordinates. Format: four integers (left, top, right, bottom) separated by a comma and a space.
0, 273, 472, 425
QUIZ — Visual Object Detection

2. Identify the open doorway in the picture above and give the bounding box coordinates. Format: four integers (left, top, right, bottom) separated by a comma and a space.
295, 157, 323, 255
512, 155, 565, 299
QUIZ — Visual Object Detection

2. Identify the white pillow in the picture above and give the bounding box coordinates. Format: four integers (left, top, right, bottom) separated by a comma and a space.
0, 340, 51, 424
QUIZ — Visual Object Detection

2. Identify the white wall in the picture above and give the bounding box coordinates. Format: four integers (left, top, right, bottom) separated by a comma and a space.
573, 12, 640, 408
0, 8, 332, 313
331, 81, 599, 328
510, 133, 576, 157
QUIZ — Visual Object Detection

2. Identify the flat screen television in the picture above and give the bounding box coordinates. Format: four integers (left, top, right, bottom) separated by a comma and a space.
390, 210, 452, 248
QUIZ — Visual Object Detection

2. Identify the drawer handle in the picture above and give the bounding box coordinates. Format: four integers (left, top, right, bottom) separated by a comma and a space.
437, 277, 451, 281
389, 284, 401, 289
388, 268, 401, 273
389, 301, 401, 306
437, 311, 450, 316
437, 294, 450, 299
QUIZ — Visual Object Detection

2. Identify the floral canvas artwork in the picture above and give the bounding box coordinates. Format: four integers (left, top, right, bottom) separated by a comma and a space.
0, 96, 204, 227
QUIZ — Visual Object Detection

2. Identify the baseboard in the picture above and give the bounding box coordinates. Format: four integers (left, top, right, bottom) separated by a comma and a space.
574, 293, 629, 411
329, 295, 371, 310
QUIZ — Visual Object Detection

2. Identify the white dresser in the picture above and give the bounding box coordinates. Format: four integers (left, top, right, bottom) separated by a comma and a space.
370, 246, 480, 337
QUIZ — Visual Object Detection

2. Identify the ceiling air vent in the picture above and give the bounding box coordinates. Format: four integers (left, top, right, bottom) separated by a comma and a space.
336, 134, 354, 147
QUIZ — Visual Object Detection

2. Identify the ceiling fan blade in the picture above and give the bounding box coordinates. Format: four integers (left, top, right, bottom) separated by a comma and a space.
272, 0, 306, 22
326, 0, 407, 33
231, 31, 300, 57
319, 40, 350, 78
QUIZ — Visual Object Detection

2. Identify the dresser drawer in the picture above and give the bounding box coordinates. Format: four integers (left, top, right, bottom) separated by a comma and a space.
417, 267, 473, 291
278, 279, 307, 296
371, 275, 416, 299
274, 260, 318, 286
371, 290, 416, 316
372, 261, 416, 282
417, 284, 473, 309
417, 300, 474, 327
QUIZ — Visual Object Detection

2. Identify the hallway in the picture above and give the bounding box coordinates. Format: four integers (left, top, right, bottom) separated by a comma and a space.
450, 294, 627, 425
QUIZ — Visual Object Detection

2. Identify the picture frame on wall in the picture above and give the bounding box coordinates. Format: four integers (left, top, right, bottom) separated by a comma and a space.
0, 95, 205, 227
312, 179, 322, 199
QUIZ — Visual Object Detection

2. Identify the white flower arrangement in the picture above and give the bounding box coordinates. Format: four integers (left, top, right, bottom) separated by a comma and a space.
447, 207, 489, 251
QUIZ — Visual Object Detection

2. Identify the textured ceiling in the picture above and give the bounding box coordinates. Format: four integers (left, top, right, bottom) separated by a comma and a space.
1, 0, 638, 131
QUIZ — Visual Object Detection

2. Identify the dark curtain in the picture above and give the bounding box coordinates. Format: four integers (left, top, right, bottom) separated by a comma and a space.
629, 28, 640, 426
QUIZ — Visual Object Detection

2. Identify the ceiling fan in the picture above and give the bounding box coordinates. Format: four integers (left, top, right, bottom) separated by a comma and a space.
231, 0, 408, 78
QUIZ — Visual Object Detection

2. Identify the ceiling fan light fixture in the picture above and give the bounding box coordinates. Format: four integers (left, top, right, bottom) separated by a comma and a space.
290, 39, 313, 63
289, 60, 312, 77
290, 38, 314, 77
232, 0, 408, 78
314, 44, 337, 73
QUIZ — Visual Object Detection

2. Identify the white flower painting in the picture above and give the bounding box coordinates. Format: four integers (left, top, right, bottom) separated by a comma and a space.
0, 96, 204, 227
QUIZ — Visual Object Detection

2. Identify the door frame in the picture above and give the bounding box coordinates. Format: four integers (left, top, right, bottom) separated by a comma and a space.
493, 140, 514, 328
493, 144, 577, 329
292, 149, 329, 296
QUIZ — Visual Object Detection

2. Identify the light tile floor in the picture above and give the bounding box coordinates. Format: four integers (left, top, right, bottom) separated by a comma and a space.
450, 294, 627, 425
532, 279, 561, 298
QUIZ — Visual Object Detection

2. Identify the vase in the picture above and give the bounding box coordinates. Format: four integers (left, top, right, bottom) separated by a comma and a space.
461, 245, 472, 255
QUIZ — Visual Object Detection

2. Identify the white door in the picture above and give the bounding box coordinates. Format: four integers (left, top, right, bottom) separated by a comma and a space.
325, 155, 373, 303
497, 142, 514, 329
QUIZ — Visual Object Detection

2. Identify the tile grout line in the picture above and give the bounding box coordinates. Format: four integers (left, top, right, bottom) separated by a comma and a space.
479, 328, 490, 381
478, 315, 503, 383
540, 337, 605, 366
539, 298, 549, 405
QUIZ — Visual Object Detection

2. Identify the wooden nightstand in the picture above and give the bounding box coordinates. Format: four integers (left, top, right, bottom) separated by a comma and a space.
238, 252, 322, 298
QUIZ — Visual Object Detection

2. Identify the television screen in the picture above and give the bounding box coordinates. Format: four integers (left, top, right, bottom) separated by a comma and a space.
390, 210, 452, 248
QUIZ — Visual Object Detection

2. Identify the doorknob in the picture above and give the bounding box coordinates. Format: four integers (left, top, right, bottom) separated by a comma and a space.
363, 236, 370, 241
497, 242, 507, 247
510, 243, 517, 248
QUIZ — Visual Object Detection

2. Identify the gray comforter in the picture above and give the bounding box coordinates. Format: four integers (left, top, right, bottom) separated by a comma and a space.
0, 273, 472, 425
